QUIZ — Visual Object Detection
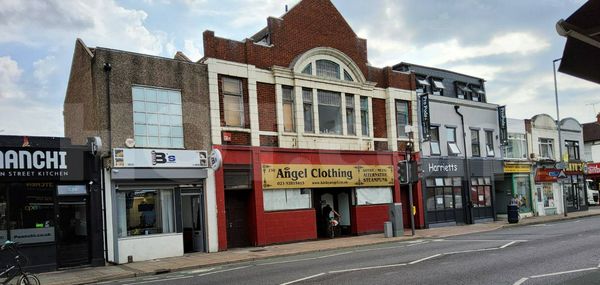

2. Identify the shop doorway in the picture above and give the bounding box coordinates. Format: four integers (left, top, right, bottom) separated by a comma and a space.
313, 188, 352, 237
56, 196, 90, 268
225, 190, 251, 248
181, 188, 206, 253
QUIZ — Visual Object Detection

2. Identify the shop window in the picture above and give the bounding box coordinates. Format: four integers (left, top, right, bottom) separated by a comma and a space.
355, 187, 393, 205
303, 88, 314, 133
430, 126, 441, 155
132, 86, 183, 148
360, 97, 369, 136
318, 90, 342, 134
485, 130, 495, 157
565, 140, 580, 160
538, 138, 554, 159
117, 188, 175, 237
282, 86, 295, 132
446, 127, 461, 156
345, 95, 355, 135
263, 189, 311, 211
222, 77, 244, 127
426, 177, 462, 211
9, 183, 55, 244
471, 129, 481, 157
316, 59, 340, 80
514, 175, 531, 213
431, 78, 444, 96
396, 100, 409, 138
471, 86, 485, 102
542, 183, 555, 208
470, 177, 492, 208
504, 133, 527, 159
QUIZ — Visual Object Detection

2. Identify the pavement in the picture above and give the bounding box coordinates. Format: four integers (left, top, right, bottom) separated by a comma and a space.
38, 206, 600, 285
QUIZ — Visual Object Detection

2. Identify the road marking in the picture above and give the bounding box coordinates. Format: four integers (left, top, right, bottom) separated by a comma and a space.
513, 277, 529, 285
187, 267, 216, 274
500, 241, 519, 249
443, 248, 497, 255
280, 273, 325, 285
259, 251, 353, 265
329, 263, 407, 273
407, 241, 430, 247
530, 267, 598, 278
122, 275, 193, 285
443, 239, 528, 242
408, 254, 442, 265
195, 266, 251, 277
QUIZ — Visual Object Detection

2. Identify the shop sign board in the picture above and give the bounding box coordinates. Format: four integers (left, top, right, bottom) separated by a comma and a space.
587, 163, 600, 175
0, 147, 86, 181
113, 148, 208, 168
420, 94, 431, 141
262, 164, 394, 189
10, 227, 55, 244
503, 163, 530, 173
420, 158, 464, 177
565, 162, 585, 173
497, 106, 508, 145
535, 168, 561, 182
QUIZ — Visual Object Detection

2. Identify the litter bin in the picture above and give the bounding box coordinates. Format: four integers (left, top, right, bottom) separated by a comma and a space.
507, 204, 519, 224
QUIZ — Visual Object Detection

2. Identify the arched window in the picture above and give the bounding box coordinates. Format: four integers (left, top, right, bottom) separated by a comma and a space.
316, 60, 340, 80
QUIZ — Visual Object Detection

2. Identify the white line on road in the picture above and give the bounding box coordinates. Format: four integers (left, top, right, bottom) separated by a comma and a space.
328, 263, 407, 274
259, 251, 353, 265
280, 273, 326, 285
530, 267, 598, 279
122, 275, 193, 285
513, 277, 529, 285
442, 239, 528, 242
500, 241, 519, 249
406, 241, 430, 247
408, 254, 442, 265
195, 266, 251, 277
443, 248, 497, 255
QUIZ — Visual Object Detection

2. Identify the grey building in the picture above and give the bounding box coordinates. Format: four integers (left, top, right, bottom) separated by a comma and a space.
64, 39, 217, 264
393, 63, 503, 227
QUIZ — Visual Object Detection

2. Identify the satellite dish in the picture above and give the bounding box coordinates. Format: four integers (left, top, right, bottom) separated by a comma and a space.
125, 138, 136, 148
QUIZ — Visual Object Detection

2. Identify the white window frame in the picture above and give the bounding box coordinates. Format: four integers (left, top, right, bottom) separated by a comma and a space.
485, 130, 495, 157
430, 126, 441, 156
446, 127, 461, 155
539, 138, 554, 159
116, 187, 176, 238
282, 86, 295, 132
263, 189, 312, 211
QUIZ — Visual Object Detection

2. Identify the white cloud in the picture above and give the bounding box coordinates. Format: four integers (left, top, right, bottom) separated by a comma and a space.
0, 99, 63, 136
33, 56, 57, 85
0, 56, 24, 99
183, 39, 203, 61
0, 0, 167, 55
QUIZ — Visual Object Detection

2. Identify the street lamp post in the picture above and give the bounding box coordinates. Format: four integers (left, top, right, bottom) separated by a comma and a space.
553, 58, 568, 217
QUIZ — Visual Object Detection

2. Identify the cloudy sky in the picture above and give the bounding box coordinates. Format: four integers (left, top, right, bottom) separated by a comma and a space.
0, 0, 598, 136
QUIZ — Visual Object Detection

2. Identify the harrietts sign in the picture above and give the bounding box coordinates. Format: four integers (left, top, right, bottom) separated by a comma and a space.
421, 158, 464, 177
0, 148, 85, 181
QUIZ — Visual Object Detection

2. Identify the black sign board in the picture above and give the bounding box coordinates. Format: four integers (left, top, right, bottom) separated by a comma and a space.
0, 147, 87, 182
420, 94, 431, 141
497, 105, 507, 145
421, 157, 464, 178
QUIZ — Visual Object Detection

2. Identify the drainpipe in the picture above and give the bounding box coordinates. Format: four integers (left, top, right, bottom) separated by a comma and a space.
101, 62, 112, 262
454, 105, 473, 224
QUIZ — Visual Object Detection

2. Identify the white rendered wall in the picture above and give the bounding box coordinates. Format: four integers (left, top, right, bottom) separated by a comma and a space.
118, 234, 183, 263
205, 168, 219, 253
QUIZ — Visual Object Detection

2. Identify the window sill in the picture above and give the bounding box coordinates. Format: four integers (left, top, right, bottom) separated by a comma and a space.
118, 232, 181, 240
221, 127, 251, 133
303, 133, 362, 140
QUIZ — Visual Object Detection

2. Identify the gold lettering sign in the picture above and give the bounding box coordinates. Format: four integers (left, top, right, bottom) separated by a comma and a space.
567, 162, 584, 172
503, 163, 530, 173
262, 164, 394, 189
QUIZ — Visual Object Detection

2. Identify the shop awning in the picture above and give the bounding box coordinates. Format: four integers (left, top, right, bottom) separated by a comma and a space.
556, 0, 600, 84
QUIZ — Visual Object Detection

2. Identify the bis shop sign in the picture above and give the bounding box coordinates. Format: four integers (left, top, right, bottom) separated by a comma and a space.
0, 147, 85, 181
113, 148, 208, 168
262, 164, 394, 189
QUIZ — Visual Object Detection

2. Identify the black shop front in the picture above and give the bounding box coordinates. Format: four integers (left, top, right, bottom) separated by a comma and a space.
0, 136, 103, 272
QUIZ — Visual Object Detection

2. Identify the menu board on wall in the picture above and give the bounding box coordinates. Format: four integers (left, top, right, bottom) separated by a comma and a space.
262, 164, 394, 189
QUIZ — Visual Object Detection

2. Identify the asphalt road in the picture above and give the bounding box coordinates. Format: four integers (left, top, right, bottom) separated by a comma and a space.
97, 216, 600, 285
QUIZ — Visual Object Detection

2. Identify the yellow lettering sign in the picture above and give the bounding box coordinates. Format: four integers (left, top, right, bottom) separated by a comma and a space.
262, 164, 394, 189
503, 163, 530, 173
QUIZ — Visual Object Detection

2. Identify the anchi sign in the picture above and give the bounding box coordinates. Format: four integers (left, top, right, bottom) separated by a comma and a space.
262, 164, 394, 189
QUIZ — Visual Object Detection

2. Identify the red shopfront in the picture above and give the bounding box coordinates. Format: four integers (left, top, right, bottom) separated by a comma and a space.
214, 146, 424, 250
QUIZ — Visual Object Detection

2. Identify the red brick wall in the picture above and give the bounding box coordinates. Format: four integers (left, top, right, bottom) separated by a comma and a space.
263, 209, 317, 244
260, 135, 278, 147
223, 131, 251, 145
257, 83, 277, 132
372, 98, 387, 138
351, 205, 389, 234
218, 75, 250, 128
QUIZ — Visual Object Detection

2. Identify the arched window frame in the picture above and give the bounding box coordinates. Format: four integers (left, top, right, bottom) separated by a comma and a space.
291, 47, 365, 83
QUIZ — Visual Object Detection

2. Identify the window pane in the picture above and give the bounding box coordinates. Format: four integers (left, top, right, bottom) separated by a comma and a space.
316, 59, 340, 79
446, 128, 455, 143
159, 126, 170, 137
170, 115, 182, 126
134, 113, 146, 124
157, 90, 169, 103
133, 87, 145, 101
224, 95, 243, 127
355, 187, 393, 205
427, 188, 436, 211
171, 126, 183, 137
169, 91, 182, 104
9, 183, 55, 244
172, 138, 184, 148
318, 90, 342, 134
146, 102, 158, 113
302, 63, 312, 75
117, 189, 175, 237
346, 107, 355, 135
396, 101, 409, 137
132, 86, 184, 148
135, 136, 146, 147
222, 77, 242, 94
158, 103, 169, 114
148, 136, 159, 146
484, 186, 492, 207
264, 189, 311, 211
360, 97, 369, 136
146, 114, 158, 125
145, 89, 157, 102
344, 70, 353, 81
444, 187, 453, 209
304, 103, 314, 133
170, 104, 182, 115
134, 124, 147, 136
159, 137, 170, 147
133, 101, 145, 112
283, 102, 295, 132
454, 187, 463, 208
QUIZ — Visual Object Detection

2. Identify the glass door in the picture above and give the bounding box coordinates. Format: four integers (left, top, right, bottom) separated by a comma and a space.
57, 196, 90, 268
181, 189, 206, 253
